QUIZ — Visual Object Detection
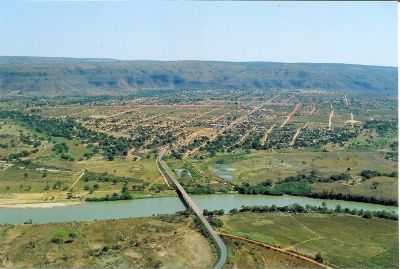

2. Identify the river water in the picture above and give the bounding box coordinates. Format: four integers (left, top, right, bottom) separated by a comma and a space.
0, 194, 397, 224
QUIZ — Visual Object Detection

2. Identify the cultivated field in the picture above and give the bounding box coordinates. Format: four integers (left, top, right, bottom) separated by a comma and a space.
220, 212, 399, 269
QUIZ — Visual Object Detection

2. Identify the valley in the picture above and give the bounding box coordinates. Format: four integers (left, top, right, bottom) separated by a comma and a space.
0, 76, 397, 269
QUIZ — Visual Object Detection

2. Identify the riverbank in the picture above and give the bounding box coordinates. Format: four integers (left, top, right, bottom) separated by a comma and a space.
0, 194, 397, 225
0, 201, 81, 208
0, 190, 177, 208
0, 191, 80, 208
2, 190, 398, 209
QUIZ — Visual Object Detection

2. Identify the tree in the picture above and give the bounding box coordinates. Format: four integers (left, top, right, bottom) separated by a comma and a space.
335, 205, 342, 213
121, 183, 128, 194
362, 211, 372, 219
229, 208, 238, 214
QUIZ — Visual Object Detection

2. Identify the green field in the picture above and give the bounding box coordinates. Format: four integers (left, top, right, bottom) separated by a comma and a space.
220, 213, 399, 269
194, 150, 396, 183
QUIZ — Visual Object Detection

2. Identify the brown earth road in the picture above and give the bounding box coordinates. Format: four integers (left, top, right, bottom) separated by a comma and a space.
219, 232, 333, 269
328, 104, 335, 131
280, 103, 301, 128
260, 124, 276, 146
290, 122, 308, 146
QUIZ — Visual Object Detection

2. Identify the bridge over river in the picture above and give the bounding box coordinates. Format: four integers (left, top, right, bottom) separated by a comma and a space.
156, 152, 227, 269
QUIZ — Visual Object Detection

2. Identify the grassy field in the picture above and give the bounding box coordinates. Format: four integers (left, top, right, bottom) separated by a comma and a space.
220, 213, 399, 269
0, 216, 216, 269
0, 154, 170, 202
223, 237, 322, 269
195, 150, 396, 183
0, 165, 75, 193
170, 148, 397, 200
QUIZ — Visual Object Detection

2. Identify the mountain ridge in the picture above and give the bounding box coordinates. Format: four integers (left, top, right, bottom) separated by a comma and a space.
0, 56, 396, 96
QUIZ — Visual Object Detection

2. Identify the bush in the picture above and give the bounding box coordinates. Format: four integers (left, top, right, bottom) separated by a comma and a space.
60, 153, 75, 161
229, 208, 239, 214
360, 170, 380, 179
315, 252, 323, 263
203, 209, 224, 216
209, 217, 224, 228
51, 228, 77, 244
362, 211, 372, 219
52, 142, 69, 154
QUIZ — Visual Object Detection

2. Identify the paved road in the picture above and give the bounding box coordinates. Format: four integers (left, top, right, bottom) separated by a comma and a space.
157, 153, 227, 269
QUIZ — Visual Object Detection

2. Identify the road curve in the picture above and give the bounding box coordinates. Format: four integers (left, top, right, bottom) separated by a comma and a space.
157, 153, 227, 269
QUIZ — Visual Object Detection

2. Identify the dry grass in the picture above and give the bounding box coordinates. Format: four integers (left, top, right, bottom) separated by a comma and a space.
224, 237, 322, 269
0, 216, 216, 269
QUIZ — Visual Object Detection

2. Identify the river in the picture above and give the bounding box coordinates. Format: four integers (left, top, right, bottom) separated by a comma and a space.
0, 194, 397, 224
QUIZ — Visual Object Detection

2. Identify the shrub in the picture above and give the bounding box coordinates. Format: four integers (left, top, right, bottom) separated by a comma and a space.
315, 252, 323, 263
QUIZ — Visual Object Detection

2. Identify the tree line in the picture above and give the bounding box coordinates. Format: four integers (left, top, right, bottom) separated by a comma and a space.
228, 203, 398, 221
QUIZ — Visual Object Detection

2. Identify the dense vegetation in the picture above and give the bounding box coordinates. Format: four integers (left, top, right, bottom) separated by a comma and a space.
0, 111, 142, 160
305, 191, 397, 206
85, 191, 133, 202
82, 171, 136, 183
364, 119, 397, 135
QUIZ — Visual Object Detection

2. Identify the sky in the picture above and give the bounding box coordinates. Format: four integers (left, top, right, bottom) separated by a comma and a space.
0, 1, 397, 66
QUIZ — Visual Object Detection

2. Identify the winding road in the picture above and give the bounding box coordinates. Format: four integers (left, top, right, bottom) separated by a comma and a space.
156, 152, 227, 269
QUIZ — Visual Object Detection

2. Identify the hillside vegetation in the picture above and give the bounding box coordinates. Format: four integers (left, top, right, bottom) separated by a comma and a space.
0, 57, 396, 96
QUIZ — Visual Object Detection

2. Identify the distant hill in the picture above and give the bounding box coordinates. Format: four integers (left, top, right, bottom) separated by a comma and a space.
0, 57, 396, 96
0, 56, 118, 65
